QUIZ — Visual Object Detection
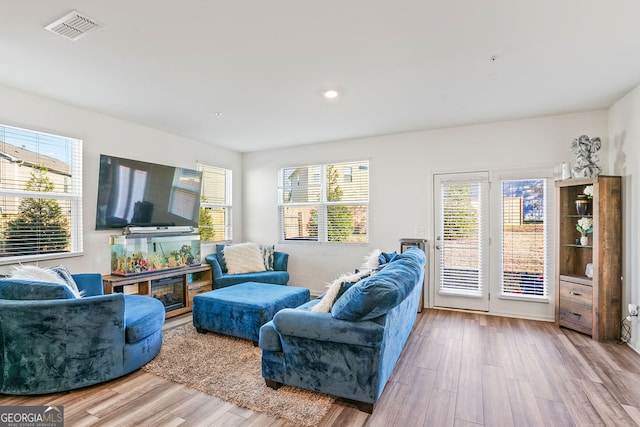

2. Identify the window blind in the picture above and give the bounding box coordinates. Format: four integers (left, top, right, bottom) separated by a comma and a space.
501, 179, 548, 297
438, 179, 488, 296
197, 164, 232, 242
279, 161, 369, 243
0, 124, 82, 260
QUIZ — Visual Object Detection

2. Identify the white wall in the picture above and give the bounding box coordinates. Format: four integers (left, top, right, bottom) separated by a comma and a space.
243, 111, 609, 321
0, 84, 243, 275
609, 83, 640, 351
0, 80, 621, 324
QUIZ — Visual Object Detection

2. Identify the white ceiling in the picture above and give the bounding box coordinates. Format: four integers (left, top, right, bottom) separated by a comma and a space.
2, 1, 639, 153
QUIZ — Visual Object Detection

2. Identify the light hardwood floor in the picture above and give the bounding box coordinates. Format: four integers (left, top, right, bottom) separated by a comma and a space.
3, 308, 640, 426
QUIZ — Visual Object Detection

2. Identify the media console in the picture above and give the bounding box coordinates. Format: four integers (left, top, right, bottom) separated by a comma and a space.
103, 264, 212, 319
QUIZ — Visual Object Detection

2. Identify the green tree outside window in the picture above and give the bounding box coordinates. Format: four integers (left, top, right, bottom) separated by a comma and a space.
4, 166, 70, 255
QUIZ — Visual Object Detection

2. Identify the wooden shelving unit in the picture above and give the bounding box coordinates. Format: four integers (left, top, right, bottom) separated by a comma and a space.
103, 264, 212, 319
555, 176, 622, 341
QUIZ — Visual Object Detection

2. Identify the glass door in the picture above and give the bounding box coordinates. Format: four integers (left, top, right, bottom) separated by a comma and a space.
434, 172, 490, 311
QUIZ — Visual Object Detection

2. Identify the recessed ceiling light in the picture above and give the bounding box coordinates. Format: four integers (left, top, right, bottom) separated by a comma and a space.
323, 90, 339, 99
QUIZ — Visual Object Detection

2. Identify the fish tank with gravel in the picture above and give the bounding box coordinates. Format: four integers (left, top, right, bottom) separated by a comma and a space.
110, 233, 201, 276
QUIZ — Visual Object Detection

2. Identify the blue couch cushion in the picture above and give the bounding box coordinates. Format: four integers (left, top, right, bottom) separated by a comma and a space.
124, 295, 165, 343
215, 271, 290, 288
378, 251, 398, 264
331, 250, 425, 321
0, 279, 76, 300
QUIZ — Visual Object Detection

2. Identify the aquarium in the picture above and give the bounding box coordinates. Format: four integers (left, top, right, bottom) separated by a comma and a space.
110, 233, 201, 276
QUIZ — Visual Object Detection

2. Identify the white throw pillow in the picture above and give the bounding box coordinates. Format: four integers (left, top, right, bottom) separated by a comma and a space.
311, 280, 340, 313
223, 243, 267, 275
311, 249, 384, 313
362, 249, 382, 271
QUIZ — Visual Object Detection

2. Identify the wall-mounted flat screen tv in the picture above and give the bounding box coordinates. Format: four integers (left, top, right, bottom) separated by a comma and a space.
96, 154, 203, 230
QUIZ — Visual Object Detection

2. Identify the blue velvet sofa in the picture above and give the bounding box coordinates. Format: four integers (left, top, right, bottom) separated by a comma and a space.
259, 248, 426, 412
0, 273, 165, 394
205, 244, 289, 289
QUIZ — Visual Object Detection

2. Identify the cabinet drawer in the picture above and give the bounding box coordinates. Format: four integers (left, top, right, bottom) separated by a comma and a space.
188, 283, 212, 300
559, 280, 592, 306
558, 303, 593, 335
559, 280, 593, 335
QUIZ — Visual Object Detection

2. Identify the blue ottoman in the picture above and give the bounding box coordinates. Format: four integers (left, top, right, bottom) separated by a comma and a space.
192, 282, 310, 343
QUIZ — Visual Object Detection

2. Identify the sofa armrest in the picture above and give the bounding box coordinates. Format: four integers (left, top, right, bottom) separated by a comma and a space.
205, 253, 224, 279
273, 251, 288, 271
72, 273, 104, 296
271, 308, 384, 348
258, 320, 281, 351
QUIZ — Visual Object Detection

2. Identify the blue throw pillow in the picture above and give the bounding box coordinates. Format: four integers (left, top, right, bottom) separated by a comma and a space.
336, 281, 356, 300
331, 252, 422, 321
378, 251, 398, 265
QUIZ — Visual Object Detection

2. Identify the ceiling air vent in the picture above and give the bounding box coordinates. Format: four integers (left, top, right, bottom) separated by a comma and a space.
44, 10, 102, 41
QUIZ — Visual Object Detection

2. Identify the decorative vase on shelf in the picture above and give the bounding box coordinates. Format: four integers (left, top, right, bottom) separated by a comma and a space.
576, 195, 591, 215
580, 233, 589, 246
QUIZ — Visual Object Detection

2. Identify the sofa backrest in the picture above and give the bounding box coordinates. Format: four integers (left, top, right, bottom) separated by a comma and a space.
214, 243, 286, 274
330, 248, 426, 321
0, 279, 77, 300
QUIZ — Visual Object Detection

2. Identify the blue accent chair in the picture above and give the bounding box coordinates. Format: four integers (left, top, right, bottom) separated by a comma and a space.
205, 244, 289, 289
0, 273, 165, 395
259, 248, 426, 413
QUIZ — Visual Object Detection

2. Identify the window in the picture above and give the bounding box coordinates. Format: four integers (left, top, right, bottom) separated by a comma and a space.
501, 178, 549, 298
197, 164, 232, 242
279, 161, 369, 243
0, 124, 82, 262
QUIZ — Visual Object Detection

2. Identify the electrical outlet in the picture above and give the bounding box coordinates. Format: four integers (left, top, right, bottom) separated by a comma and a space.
629, 304, 638, 316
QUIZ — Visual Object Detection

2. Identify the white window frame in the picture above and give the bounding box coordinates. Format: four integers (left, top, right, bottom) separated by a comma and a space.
278, 161, 369, 244
493, 169, 553, 303
0, 123, 83, 264
197, 163, 232, 242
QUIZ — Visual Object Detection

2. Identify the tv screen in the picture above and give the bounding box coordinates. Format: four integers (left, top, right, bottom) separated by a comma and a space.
96, 154, 203, 230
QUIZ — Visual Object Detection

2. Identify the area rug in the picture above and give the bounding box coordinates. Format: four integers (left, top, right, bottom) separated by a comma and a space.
142, 323, 335, 426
